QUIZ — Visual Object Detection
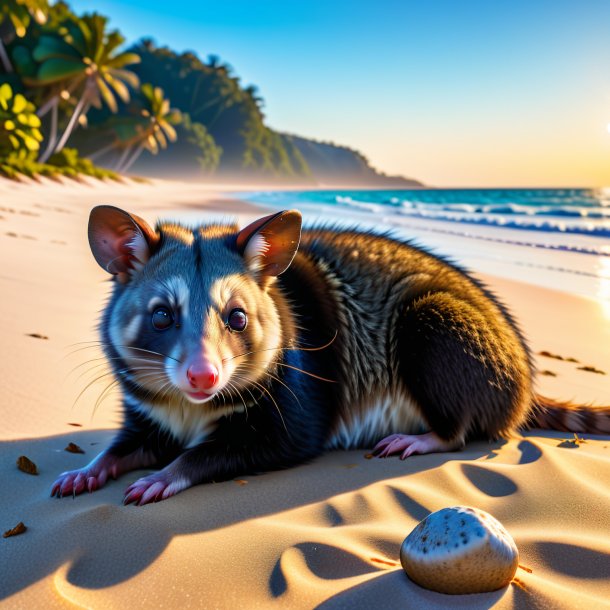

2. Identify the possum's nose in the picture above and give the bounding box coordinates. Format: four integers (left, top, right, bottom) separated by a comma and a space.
187, 362, 219, 391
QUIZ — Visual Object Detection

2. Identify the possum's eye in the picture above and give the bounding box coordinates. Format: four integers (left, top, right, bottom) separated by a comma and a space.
152, 306, 174, 331
226, 308, 247, 332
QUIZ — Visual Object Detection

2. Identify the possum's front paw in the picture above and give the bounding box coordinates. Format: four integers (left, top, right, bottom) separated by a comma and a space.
51, 453, 121, 498
373, 431, 461, 459
123, 469, 191, 506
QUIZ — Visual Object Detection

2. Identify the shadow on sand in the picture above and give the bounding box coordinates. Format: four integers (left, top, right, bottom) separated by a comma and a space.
0, 430, 545, 601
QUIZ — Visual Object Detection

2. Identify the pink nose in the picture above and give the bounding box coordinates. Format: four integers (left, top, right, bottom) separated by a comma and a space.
187, 362, 219, 391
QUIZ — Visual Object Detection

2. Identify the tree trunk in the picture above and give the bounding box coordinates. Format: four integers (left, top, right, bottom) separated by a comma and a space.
38, 100, 58, 163
114, 145, 133, 172
121, 144, 145, 173
41, 89, 89, 162
37, 94, 58, 118
88, 141, 117, 162
0, 39, 12, 73
38, 82, 80, 118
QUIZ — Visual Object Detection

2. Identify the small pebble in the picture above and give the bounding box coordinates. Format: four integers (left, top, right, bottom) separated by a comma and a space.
65, 442, 85, 454
3, 522, 27, 538
16, 455, 38, 475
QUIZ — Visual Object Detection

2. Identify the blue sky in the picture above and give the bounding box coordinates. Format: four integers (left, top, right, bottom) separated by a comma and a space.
72, 1, 610, 186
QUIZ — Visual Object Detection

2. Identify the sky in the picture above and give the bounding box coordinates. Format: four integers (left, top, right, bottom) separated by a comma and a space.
71, 0, 610, 187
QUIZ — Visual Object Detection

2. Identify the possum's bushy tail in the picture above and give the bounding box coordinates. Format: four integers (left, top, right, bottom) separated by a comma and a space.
524, 395, 610, 435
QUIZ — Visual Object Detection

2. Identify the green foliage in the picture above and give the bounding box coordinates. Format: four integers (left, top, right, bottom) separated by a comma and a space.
0, 0, 48, 39
181, 113, 222, 173
47, 146, 118, 178
0, 147, 120, 180
0, 83, 43, 156
241, 118, 310, 177
14, 10, 143, 161
26, 12, 140, 111
91, 41, 311, 177
137, 83, 181, 153
1, 2, 398, 184
86, 83, 184, 173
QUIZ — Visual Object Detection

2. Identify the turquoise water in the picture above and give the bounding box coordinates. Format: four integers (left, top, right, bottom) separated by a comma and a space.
242, 188, 610, 240
238, 188, 610, 301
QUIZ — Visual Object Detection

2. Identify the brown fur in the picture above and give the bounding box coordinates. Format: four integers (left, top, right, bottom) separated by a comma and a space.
527, 395, 610, 435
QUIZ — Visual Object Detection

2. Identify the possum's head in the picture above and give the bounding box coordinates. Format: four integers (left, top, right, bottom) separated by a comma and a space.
88, 205, 301, 406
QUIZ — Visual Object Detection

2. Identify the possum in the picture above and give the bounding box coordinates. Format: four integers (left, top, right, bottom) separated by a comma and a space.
51, 206, 610, 505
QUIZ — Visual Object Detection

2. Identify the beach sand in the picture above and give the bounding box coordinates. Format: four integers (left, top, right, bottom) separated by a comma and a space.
0, 177, 608, 608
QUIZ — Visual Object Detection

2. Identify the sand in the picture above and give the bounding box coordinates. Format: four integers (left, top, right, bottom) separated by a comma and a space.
0, 176, 608, 609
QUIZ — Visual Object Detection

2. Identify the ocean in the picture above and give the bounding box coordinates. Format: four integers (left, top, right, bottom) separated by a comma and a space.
240, 188, 610, 309
243, 188, 610, 244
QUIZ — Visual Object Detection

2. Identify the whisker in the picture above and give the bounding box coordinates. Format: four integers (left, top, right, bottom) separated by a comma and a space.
63, 344, 106, 359
231, 375, 291, 441
63, 342, 181, 364
234, 363, 302, 410
91, 379, 121, 420
67, 355, 166, 376
151, 379, 176, 410
225, 380, 249, 414
222, 330, 337, 364
70, 361, 109, 384
116, 345, 182, 363
72, 371, 117, 410
271, 361, 336, 383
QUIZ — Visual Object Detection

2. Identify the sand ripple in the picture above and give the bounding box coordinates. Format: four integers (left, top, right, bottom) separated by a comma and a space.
2, 432, 608, 609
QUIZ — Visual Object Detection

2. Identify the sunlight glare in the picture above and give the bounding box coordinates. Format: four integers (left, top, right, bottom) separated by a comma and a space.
596, 257, 610, 320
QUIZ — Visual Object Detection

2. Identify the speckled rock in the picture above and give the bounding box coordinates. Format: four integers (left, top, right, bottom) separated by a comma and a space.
400, 506, 519, 594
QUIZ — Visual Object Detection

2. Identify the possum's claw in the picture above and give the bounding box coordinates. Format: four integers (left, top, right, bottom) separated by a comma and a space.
373, 431, 459, 459
51, 459, 111, 498
124, 470, 191, 506
51, 449, 157, 500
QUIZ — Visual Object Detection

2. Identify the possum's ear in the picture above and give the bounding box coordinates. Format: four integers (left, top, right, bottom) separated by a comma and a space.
88, 205, 158, 281
237, 210, 302, 277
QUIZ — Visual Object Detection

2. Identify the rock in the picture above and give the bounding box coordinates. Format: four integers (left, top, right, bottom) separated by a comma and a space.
400, 506, 518, 594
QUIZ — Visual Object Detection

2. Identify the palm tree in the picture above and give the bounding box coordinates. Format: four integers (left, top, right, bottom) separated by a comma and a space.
29, 12, 140, 162
0, 0, 48, 72
94, 83, 181, 173
120, 83, 181, 172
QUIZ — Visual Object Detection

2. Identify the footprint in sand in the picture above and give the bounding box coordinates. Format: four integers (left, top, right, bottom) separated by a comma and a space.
577, 365, 606, 375
33, 203, 72, 214
538, 350, 579, 363
539, 350, 605, 374
5, 232, 37, 240
0, 207, 39, 217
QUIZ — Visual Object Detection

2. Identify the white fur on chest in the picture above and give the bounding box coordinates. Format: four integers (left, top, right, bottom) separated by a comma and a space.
125, 392, 244, 448
326, 392, 428, 450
